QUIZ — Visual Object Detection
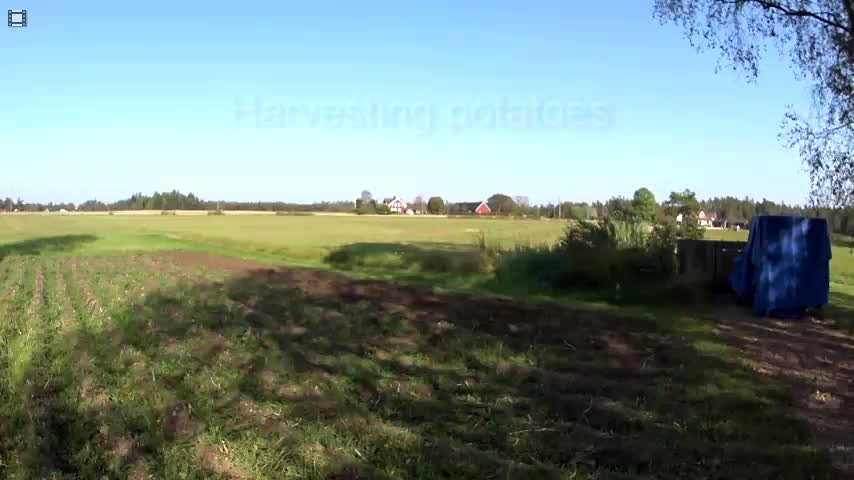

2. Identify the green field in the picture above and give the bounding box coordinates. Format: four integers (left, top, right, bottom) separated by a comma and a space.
0, 215, 570, 296
0, 215, 850, 479
0, 214, 565, 261
5, 215, 853, 310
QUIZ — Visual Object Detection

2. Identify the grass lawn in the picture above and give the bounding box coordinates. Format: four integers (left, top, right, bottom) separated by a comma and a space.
0, 215, 850, 478
0, 215, 564, 263
0, 214, 568, 295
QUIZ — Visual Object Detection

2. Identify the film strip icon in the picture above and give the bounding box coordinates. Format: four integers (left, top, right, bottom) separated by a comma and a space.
8, 10, 27, 27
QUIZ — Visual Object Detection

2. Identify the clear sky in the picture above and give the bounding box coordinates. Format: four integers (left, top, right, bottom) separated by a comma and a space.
2, 1, 814, 205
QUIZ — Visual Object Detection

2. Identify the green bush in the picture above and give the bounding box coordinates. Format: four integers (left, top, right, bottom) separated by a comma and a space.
354, 206, 378, 215
160, 210, 177, 216
326, 243, 490, 275
494, 245, 570, 290
375, 204, 390, 215
554, 218, 674, 288
419, 250, 488, 274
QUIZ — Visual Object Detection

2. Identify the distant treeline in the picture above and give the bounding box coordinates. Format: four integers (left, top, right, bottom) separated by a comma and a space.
458, 194, 854, 236
0, 191, 354, 214
4, 190, 854, 235
545, 196, 850, 225
698, 197, 854, 236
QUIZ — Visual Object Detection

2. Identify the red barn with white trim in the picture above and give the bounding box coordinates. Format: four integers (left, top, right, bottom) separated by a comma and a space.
384, 196, 407, 214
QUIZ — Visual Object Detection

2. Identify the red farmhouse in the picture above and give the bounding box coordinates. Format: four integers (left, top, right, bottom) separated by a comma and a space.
457, 201, 492, 215
475, 201, 491, 214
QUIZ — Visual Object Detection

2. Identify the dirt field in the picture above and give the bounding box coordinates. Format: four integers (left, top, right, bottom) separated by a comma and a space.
172, 251, 854, 477
711, 306, 854, 474
0, 248, 848, 479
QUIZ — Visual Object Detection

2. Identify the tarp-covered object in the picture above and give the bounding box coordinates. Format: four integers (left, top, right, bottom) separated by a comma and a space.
730, 216, 831, 318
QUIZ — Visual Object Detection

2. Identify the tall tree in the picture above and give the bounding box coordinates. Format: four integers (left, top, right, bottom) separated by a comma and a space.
631, 187, 658, 222
663, 189, 701, 219
605, 197, 635, 220
427, 196, 445, 214
661, 189, 705, 239
357, 190, 375, 209
655, 0, 854, 207
413, 195, 426, 214
487, 193, 515, 214
150, 192, 163, 210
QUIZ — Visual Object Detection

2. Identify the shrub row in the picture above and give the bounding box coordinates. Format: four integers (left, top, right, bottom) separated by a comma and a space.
491, 219, 686, 292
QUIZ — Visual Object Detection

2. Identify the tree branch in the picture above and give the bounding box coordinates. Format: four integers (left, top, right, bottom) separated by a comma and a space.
718, 0, 852, 33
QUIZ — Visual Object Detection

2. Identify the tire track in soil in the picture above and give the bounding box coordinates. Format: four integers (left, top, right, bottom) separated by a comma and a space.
95, 257, 269, 478
27, 259, 44, 322
18, 260, 70, 478
125, 253, 216, 285
0, 258, 26, 373
63, 258, 158, 477
70, 259, 112, 327
0, 258, 35, 477
54, 259, 78, 330
0, 259, 8, 287
12, 259, 93, 478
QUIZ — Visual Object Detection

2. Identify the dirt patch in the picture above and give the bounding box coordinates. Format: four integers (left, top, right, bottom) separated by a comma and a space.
28, 263, 44, 319
159, 251, 270, 274
161, 402, 201, 440
70, 260, 111, 325
160, 251, 641, 348
154, 251, 849, 476
54, 266, 78, 328
713, 304, 854, 475
194, 444, 246, 479
328, 460, 386, 480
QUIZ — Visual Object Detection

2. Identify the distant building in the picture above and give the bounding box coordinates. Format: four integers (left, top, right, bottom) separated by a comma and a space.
455, 201, 492, 215
676, 211, 718, 227
729, 220, 749, 231
697, 211, 717, 227
383, 196, 408, 214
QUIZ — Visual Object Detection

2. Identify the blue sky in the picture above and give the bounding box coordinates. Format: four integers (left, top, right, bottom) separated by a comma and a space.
2, 1, 813, 205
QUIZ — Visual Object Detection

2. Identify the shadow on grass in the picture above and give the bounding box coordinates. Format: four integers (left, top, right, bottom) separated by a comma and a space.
832, 235, 854, 249
325, 242, 490, 275
826, 291, 854, 332
16, 257, 841, 479
323, 242, 714, 313
0, 235, 97, 261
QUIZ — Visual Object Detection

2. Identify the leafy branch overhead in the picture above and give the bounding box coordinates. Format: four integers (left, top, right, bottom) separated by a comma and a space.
654, 0, 854, 207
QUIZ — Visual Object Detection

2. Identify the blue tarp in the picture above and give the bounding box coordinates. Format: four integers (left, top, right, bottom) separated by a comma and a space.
730, 215, 831, 318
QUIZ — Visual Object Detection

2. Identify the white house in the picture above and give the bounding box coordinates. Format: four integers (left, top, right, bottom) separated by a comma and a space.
697, 210, 716, 227
676, 211, 717, 227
